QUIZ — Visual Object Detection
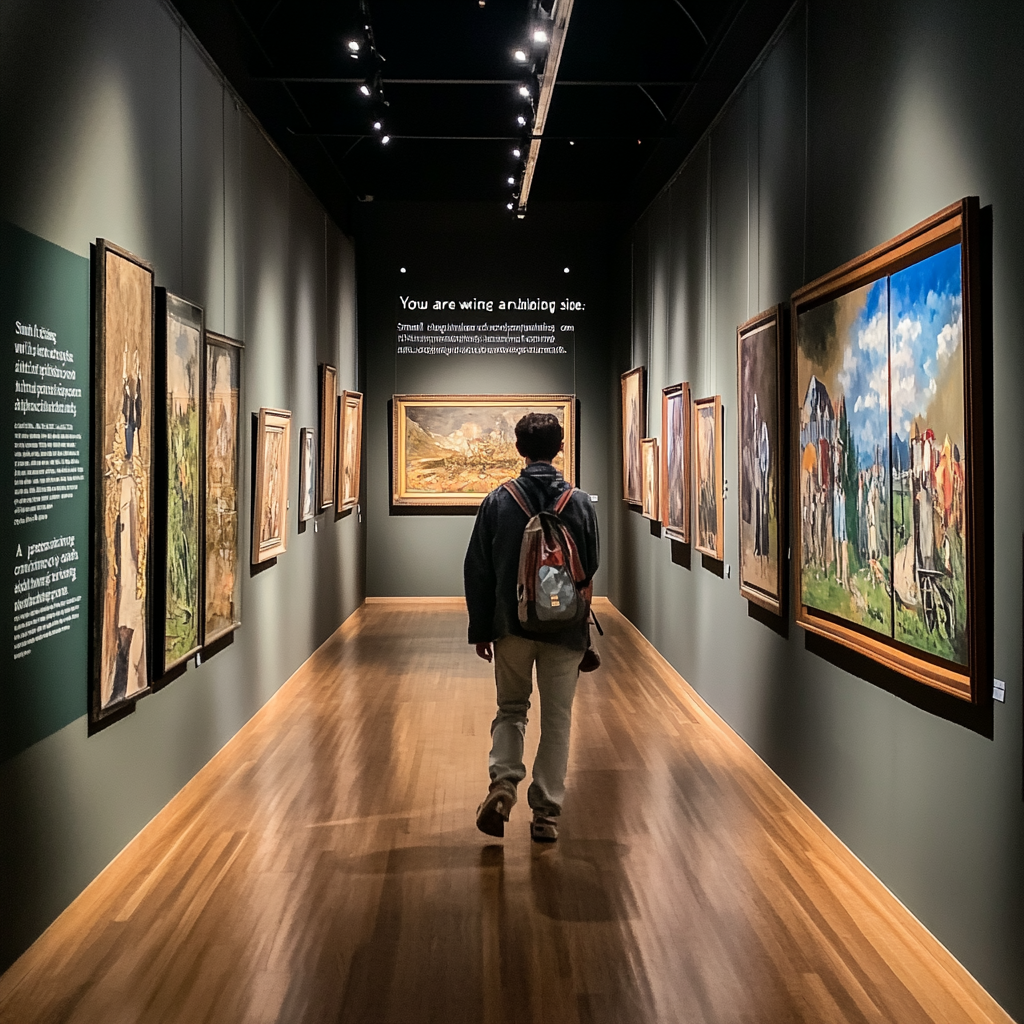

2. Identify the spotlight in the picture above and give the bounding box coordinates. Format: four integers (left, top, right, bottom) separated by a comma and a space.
518, 86, 531, 99
372, 120, 382, 131
517, 115, 527, 126
563, 267, 570, 274
507, 203, 514, 210
533, 29, 548, 43
512, 148, 521, 158
359, 83, 371, 96
507, 176, 516, 185
517, 213, 525, 219
569, 140, 575, 146
400, 267, 406, 273
347, 40, 360, 52
381, 134, 391, 144
513, 49, 528, 62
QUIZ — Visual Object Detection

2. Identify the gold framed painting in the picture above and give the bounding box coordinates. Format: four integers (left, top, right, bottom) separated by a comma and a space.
392, 394, 575, 507
337, 390, 363, 512
641, 438, 660, 521
91, 239, 155, 725
661, 382, 691, 541
621, 367, 646, 504
252, 407, 292, 563
318, 364, 337, 510
694, 395, 724, 560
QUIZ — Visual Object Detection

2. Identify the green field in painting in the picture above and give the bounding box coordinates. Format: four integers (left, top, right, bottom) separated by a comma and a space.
802, 563, 891, 635
165, 405, 200, 663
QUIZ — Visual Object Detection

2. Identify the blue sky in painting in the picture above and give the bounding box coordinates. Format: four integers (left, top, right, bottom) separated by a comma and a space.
889, 243, 962, 438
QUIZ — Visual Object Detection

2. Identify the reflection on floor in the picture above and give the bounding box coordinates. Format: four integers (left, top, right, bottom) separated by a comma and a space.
0, 598, 1012, 1024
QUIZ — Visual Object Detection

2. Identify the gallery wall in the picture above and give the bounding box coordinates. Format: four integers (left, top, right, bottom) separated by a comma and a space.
356, 201, 615, 600
608, 0, 1024, 1017
0, 0, 363, 969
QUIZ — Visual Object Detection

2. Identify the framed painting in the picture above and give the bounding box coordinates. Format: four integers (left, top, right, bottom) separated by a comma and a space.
737, 306, 784, 613
392, 394, 575, 507
204, 332, 243, 644
792, 197, 984, 701
337, 390, 363, 512
621, 367, 646, 504
299, 427, 317, 522
641, 438, 660, 521
91, 239, 155, 724
661, 382, 691, 541
158, 291, 204, 673
694, 395, 724, 560
318, 364, 337, 510
252, 407, 292, 563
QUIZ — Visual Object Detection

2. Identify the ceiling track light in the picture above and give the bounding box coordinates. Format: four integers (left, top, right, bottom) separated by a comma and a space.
513, 48, 528, 62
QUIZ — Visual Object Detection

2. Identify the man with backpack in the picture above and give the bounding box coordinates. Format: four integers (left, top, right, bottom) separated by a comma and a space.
464, 412, 599, 843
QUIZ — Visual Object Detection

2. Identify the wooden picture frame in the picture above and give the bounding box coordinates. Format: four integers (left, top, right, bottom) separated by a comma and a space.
693, 395, 724, 560
157, 290, 204, 674
641, 438, 660, 521
791, 197, 984, 702
621, 367, 646, 504
392, 394, 576, 507
251, 407, 292, 564
661, 382, 691, 541
337, 390, 363, 512
299, 427, 317, 522
203, 332, 244, 646
90, 239, 155, 724
737, 306, 785, 614
318, 364, 337, 510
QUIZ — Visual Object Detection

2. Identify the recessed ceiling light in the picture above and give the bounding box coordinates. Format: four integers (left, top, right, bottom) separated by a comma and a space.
513, 49, 528, 62
533, 29, 548, 43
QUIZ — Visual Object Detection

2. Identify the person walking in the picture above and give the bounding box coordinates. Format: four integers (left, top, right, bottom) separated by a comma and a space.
464, 412, 599, 843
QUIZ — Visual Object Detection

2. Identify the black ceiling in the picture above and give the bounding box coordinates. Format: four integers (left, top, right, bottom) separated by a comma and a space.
171, 0, 795, 229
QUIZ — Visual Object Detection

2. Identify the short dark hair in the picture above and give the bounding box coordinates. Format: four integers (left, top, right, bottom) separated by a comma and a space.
515, 412, 563, 461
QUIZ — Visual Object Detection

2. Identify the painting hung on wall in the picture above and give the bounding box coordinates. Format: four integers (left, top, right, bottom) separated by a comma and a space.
392, 394, 576, 507
204, 332, 243, 644
621, 367, 645, 504
694, 395, 724, 560
252, 407, 292, 563
337, 390, 363, 511
641, 438, 660, 521
661, 383, 691, 542
318, 364, 337, 510
159, 292, 204, 672
91, 239, 155, 723
793, 197, 984, 701
737, 307, 784, 613
299, 428, 317, 522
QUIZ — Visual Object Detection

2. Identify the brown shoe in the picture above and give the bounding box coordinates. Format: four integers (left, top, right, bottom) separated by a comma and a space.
476, 780, 518, 837
530, 813, 558, 843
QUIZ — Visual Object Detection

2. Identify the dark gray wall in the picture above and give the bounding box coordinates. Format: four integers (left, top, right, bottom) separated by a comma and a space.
610, 2, 1024, 1017
357, 202, 615, 599
0, 0, 364, 969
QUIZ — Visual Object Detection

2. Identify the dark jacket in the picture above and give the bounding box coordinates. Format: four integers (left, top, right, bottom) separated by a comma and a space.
464, 462, 599, 651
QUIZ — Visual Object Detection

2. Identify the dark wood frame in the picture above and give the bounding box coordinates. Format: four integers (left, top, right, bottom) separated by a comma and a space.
693, 395, 724, 561
156, 290, 205, 675
392, 394, 576, 508
337, 390, 364, 512
621, 366, 646, 504
790, 197, 985, 702
203, 331, 244, 646
299, 427, 317, 522
736, 306, 785, 614
641, 437, 660, 521
661, 382, 691, 542
251, 407, 292, 564
318, 364, 337, 510
90, 239, 156, 725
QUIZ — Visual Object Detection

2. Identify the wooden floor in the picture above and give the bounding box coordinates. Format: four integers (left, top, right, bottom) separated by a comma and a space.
0, 599, 1013, 1024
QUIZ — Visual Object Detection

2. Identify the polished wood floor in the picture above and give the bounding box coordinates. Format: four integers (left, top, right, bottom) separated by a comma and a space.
0, 598, 1012, 1024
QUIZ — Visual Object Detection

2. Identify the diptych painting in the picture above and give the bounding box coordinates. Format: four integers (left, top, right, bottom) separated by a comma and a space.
92, 240, 154, 721
252, 408, 291, 563
338, 390, 363, 511
299, 427, 316, 522
318, 364, 337, 510
621, 368, 645, 504
694, 396, 724, 560
661, 383, 691, 542
641, 438, 659, 521
393, 394, 575, 507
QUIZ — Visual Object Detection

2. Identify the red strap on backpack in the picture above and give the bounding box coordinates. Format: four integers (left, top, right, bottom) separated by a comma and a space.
502, 480, 576, 516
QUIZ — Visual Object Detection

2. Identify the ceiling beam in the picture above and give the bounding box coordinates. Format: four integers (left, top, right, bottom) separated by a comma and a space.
256, 77, 693, 86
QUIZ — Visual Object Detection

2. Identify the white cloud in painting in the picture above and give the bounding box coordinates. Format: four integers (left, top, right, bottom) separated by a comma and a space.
936, 313, 961, 364
858, 310, 887, 354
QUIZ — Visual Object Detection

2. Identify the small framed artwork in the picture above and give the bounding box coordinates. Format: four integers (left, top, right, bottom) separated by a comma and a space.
299, 427, 317, 522
204, 332, 244, 645
737, 306, 784, 613
337, 390, 363, 511
318, 364, 337, 510
252, 407, 292, 564
621, 367, 646, 504
661, 382, 691, 541
694, 395, 724, 560
91, 239, 155, 724
641, 438, 660, 521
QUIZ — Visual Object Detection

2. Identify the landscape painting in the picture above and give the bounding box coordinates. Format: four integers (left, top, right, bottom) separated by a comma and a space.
319, 364, 337, 510
92, 240, 154, 722
737, 308, 783, 612
337, 390, 363, 511
204, 333, 243, 643
661, 383, 690, 542
694, 396, 723, 560
641, 438, 659, 521
252, 408, 291, 563
162, 293, 203, 671
621, 368, 645, 503
393, 394, 575, 507
299, 427, 316, 522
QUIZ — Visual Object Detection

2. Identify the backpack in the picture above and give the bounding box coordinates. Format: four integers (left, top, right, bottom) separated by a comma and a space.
502, 480, 591, 634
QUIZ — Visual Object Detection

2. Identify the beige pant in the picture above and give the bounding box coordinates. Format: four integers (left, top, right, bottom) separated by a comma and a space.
489, 635, 581, 817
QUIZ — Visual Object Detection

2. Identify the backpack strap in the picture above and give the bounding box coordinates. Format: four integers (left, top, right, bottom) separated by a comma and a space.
553, 486, 576, 515
502, 480, 533, 517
